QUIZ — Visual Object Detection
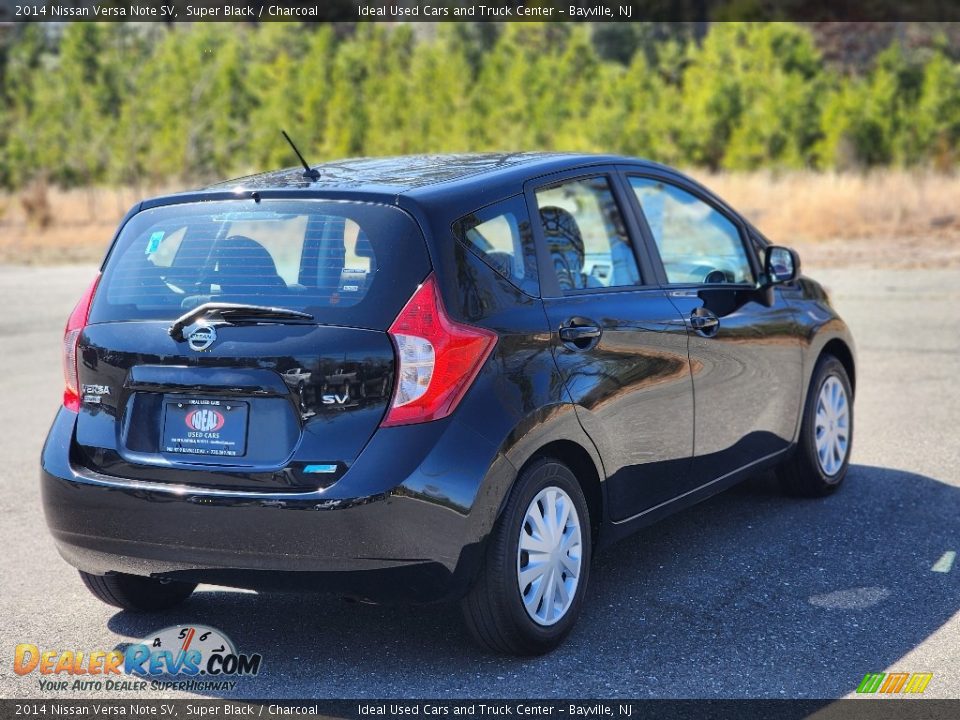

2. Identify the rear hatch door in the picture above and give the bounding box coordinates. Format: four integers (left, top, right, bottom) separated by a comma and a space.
74, 198, 430, 492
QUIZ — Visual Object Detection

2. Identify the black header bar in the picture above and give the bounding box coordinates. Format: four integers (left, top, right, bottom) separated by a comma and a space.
2, 0, 960, 22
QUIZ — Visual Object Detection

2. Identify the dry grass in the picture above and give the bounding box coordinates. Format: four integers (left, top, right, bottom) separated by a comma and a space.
697, 169, 960, 270
1, 171, 958, 267
0, 185, 174, 265
698, 170, 960, 243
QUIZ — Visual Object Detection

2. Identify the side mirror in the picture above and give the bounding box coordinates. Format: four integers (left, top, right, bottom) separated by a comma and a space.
764, 245, 800, 286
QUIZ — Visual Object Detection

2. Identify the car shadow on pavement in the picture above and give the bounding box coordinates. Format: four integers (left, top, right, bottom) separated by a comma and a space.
106, 464, 960, 699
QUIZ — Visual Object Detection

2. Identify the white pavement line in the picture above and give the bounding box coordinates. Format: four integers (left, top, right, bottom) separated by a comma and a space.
931, 551, 956, 573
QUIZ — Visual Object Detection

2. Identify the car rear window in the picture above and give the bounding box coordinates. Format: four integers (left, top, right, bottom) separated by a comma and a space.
89, 199, 430, 330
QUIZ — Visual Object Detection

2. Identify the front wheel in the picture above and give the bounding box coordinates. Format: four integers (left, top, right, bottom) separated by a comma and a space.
778, 354, 854, 497
461, 457, 591, 655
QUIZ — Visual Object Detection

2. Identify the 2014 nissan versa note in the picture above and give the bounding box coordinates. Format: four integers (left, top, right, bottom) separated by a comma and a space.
41, 153, 856, 655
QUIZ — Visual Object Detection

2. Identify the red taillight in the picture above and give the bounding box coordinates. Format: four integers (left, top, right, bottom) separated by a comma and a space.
63, 275, 101, 412
382, 274, 497, 427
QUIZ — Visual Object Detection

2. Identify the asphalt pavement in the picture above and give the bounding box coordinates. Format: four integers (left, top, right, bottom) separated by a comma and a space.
1, 262, 958, 700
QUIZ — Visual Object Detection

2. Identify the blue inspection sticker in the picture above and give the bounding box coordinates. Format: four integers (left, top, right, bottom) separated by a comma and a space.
145, 230, 165, 255
304, 464, 337, 474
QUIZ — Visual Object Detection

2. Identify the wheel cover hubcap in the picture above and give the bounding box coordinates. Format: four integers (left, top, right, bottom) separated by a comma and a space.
516, 486, 582, 626
815, 375, 850, 477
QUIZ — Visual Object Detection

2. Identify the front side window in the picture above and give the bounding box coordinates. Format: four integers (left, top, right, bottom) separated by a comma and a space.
535, 176, 642, 292
453, 195, 538, 296
750, 230, 768, 271
629, 177, 754, 285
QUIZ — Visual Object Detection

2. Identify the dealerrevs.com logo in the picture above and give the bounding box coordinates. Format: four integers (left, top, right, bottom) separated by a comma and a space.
856, 672, 933, 695
14, 625, 262, 693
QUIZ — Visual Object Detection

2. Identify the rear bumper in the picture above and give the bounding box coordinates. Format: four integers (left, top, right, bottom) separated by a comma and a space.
41, 408, 516, 603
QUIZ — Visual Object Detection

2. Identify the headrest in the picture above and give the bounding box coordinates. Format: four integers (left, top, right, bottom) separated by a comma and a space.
214, 235, 284, 290
540, 206, 586, 290
539, 206, 585, 259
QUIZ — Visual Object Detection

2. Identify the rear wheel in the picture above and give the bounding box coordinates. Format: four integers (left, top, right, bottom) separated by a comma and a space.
461, 457, 591, 655
779, 355, 853, 497
79, 571, 196, 611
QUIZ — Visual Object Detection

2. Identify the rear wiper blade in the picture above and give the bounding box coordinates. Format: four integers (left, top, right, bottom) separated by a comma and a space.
169, 302, 315, 341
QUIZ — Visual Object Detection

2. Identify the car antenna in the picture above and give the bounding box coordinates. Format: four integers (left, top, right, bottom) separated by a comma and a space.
281, 130, 320, 181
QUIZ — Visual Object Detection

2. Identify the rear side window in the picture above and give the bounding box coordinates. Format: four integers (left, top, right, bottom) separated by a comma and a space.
535, 176, 642, 292
90, 199, 431, 330
453, 195, 538, 296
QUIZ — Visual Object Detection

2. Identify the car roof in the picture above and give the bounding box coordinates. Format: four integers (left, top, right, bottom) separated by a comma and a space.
138, 152, 705, 234
203, 152, 667, 196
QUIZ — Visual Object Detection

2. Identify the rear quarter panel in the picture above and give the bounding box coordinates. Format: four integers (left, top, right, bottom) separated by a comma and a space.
403, 195, 607, 527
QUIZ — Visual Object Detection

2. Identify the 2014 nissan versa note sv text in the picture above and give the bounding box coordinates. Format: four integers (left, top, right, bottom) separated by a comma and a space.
41, 153, 856, 655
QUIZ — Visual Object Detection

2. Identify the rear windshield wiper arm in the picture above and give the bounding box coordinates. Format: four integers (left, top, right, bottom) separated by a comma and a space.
169, 302, 315, 341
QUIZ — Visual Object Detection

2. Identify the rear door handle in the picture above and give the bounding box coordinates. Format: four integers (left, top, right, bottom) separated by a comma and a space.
559, 325, 602, 342
689, 310, 720, 337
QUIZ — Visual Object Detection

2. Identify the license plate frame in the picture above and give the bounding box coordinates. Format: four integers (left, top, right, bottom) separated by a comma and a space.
161, 398, 249, 458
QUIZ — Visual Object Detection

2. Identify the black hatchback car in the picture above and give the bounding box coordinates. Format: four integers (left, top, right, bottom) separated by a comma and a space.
42, 153, 855, 655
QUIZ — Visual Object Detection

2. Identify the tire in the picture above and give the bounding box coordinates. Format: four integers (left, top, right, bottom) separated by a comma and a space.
79, 571, 196, 612
778, 354, 854, 497
461, 457, 591, 655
